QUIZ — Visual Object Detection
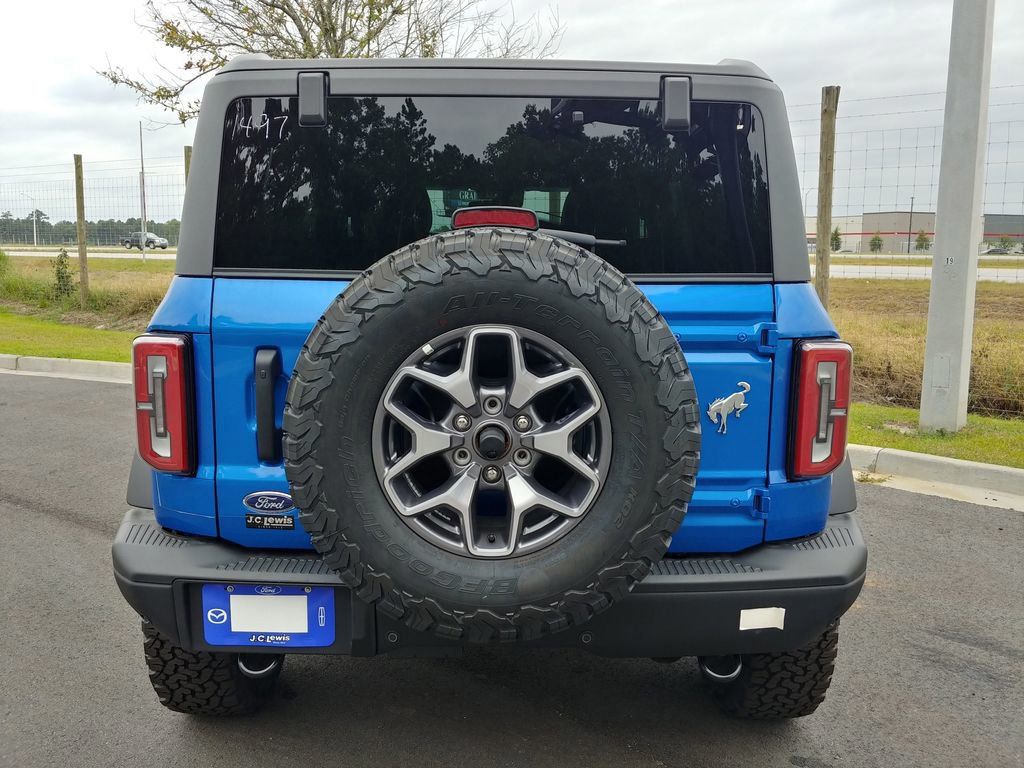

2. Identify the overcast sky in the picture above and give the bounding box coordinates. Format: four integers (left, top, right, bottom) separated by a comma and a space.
1, 0, 1022, 219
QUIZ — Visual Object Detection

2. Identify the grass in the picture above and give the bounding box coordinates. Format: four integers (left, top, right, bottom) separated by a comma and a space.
849, 401, 1024, 468
0, 307, 135, 362
0, 254, 169, 331
821, 256, 1024, 270
817, 256, 1024, 270
830, 279, 1024, 418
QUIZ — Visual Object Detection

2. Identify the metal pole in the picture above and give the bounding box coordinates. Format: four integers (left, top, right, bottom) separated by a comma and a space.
183, 145, 192, 182
920, 0, 995, 432
19, 192, 37, 246
139, 122, 148, 261
803, 187, 816, 217
907, 195, 915, 254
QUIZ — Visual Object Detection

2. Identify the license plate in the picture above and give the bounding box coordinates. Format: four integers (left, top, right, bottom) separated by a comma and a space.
201, 584, 335, 648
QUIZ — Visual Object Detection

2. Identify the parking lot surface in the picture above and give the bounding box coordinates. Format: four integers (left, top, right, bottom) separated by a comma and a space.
1, 373, 1021, 768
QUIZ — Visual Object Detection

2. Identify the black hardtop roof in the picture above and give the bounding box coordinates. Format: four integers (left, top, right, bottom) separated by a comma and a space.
217, 55, 772, 81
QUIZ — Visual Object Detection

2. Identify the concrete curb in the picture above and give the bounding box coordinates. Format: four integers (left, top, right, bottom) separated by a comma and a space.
0, 354, 131, 383
848, 443, 1024, 497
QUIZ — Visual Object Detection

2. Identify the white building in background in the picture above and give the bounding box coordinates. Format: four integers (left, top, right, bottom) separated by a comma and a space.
804, 212, 1021, 253
804, 215, 865, 252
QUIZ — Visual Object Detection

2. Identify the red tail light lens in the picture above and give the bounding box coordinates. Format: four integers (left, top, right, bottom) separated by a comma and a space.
451, 207, 539, 230
132, 334, 194, 474
790, 340, 853, 479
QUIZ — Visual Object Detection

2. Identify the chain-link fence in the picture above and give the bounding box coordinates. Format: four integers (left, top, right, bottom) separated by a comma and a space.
792, 89, 1024, 418
0, 157, 185, 248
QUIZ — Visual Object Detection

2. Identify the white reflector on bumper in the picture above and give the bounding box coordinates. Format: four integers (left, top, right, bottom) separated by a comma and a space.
739, 607, 786, 631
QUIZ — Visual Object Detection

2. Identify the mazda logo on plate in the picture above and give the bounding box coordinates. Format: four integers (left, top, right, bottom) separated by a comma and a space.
206, 608, 228, 625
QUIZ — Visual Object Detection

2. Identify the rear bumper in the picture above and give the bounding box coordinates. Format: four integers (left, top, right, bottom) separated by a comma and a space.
112, 507, 866, 658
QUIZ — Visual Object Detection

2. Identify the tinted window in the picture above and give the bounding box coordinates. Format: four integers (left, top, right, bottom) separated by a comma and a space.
215, 96, 771, 274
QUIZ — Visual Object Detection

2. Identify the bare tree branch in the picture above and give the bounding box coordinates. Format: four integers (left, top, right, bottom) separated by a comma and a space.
100, 0, 564, 122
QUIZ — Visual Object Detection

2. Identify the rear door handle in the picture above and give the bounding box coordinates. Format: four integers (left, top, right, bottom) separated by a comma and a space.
254, 348, 282, 462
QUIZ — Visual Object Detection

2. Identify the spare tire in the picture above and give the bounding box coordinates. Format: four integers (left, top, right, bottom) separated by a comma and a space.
283, 228, 700, 643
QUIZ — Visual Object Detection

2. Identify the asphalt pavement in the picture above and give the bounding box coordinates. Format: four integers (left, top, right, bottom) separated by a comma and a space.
1, 373, 1021, 768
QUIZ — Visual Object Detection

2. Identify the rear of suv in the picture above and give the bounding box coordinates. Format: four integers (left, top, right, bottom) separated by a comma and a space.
113, 56, 865, 719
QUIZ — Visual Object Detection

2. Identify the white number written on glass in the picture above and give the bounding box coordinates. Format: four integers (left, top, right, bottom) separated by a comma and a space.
241, 115, 288, 140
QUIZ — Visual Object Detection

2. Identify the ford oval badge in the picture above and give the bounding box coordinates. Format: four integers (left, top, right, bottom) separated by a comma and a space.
243, 491, 295, 513
254, 585, 283, 595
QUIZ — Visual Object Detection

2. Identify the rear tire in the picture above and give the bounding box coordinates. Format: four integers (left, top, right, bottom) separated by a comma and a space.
141, 621, 282, 715
704, 621, 840, 719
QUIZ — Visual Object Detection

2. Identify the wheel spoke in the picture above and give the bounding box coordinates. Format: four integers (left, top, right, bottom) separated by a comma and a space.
397, 465, 480, 518
506, 466, 584, 522
525, 402, 602, 485
507, 331, 583, 409
396, 328, 485, 410
381, 401, 459, 482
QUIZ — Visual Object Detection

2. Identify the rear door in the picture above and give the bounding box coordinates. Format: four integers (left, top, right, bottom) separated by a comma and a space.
209, 85, 778, 552
212, 278, 345, 547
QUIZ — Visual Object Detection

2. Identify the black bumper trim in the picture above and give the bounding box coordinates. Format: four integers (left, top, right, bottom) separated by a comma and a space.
112, 509, 866, 658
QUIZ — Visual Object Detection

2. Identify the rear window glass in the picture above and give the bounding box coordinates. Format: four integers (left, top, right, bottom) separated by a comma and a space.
214, 96, 771, 275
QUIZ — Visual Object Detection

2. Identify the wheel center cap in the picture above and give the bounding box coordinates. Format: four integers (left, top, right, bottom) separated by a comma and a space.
475, 424, 511, 460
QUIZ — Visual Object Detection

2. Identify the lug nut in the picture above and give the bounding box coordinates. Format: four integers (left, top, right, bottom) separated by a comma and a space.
453, 448, 472, 466
453, 414, 472, 431
483, 396, 502, 414
513, 449, 531, 467
513, 414, 532, 432
483, 465, 502, 483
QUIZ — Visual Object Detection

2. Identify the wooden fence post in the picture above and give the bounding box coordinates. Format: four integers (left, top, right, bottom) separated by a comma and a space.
815, 85, 841, 308
73, 154, 90, 304
184, 145, 192, 181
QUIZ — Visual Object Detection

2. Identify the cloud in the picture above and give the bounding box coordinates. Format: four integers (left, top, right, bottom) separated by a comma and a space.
0, 0, 1020, 199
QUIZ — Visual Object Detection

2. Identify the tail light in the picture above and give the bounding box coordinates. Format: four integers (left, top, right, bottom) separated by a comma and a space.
452, 206, 539, 230
132, 334, 195, 474
790, 340, 852, 479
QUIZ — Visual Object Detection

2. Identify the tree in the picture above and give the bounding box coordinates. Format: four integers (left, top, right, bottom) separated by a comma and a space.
998, 236, 1014, 250
101, 0, 564, 122
869, 231, 883, 253
830, 226, 841, 251
915, 229, 931, 252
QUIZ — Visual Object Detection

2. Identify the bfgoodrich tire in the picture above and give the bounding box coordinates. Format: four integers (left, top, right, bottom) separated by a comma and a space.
141, 622, 282, 715
283, 228, 701, 643
705, 621, 841, 719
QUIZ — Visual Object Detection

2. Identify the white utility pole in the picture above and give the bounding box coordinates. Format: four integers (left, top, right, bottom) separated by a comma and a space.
17, 192, 37, 246
920, 0, 995, 432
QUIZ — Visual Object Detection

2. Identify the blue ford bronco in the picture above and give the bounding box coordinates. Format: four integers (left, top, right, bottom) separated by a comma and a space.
112, 56, 866, 719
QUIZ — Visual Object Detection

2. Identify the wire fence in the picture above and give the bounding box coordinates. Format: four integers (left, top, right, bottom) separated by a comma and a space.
791, 88, 1024, 418
1, 88, 1023, 418
0, 157, 185, 248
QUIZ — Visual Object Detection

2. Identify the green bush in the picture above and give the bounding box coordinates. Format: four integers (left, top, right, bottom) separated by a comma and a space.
51, 248, 75, 298
0, 248, 8, 275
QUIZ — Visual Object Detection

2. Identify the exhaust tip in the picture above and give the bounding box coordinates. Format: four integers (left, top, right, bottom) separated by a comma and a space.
237, 653, 282, 679
698, 655, 743, 683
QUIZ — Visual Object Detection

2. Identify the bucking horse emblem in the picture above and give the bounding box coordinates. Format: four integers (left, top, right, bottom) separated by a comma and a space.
706, 382, 751, 434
